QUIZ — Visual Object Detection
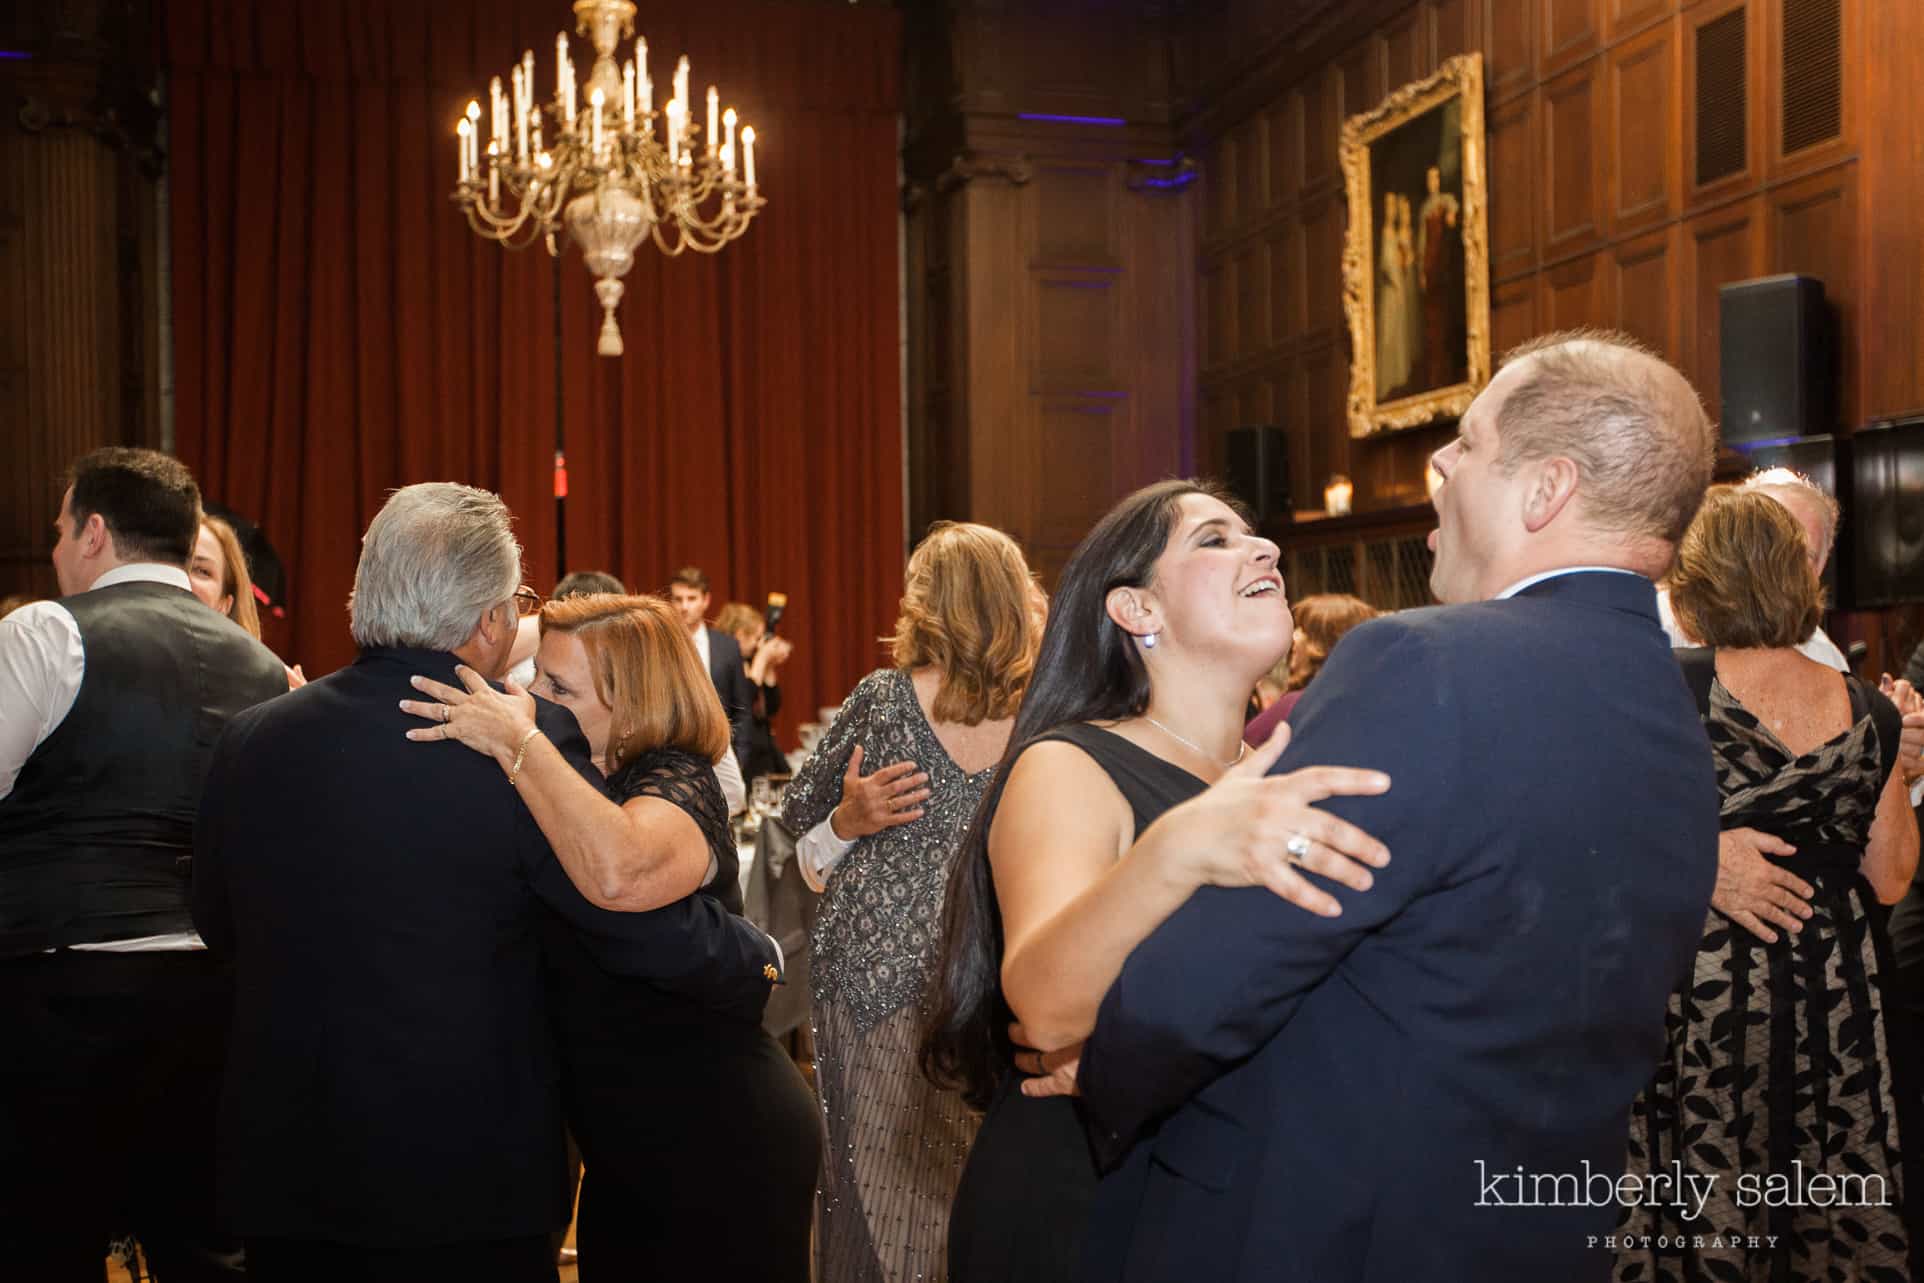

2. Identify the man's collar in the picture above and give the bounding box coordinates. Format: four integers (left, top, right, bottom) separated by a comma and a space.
89, 562, 191, 593
1492, 566, 1644, 599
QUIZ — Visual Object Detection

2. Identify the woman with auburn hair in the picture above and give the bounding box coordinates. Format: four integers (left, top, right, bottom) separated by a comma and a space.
399, 592, 820, 1282
1615, 488, 1920, 1282
779, 521, 1042, 1283
1243, 592, 1378, 746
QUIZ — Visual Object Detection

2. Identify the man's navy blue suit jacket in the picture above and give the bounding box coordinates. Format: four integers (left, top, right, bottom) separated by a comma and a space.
1077, 570, 1720, 1283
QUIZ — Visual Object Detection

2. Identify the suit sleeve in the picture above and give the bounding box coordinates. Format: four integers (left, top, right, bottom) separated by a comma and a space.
523, 702, 778, 1022
1077, 619, 1460, 1169
192, 717, 245, 958
725, 647, 757, 769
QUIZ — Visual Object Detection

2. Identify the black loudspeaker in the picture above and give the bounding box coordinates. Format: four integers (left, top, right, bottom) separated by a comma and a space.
1840, 417, 1924, 608
1224, 426, 1290, 525
1719, 274, 1833, 444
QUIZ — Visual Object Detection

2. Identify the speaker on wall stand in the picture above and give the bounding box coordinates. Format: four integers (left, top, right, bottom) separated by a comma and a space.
1224, 426, 1291, 527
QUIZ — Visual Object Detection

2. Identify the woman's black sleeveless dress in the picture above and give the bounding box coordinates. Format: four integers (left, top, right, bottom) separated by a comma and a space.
948, 723, 1207, 1282
541, 747, 823, 1282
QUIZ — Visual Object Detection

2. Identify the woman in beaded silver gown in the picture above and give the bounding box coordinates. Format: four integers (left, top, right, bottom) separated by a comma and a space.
782, 522, 1042, 1283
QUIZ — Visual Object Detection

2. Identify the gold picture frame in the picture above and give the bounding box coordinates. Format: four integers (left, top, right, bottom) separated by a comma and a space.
1340, 53, 1490, 438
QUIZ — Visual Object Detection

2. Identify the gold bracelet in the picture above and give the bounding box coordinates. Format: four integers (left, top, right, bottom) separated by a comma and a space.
508, 726, 544, 786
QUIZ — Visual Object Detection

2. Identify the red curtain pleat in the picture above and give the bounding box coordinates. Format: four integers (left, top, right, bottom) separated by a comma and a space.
168, 0, 905, 746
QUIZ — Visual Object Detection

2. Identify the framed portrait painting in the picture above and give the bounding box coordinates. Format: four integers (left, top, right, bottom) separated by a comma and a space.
1340, 53, 1491, 437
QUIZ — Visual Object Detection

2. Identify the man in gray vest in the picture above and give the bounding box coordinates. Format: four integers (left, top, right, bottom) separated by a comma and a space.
0, 447, 287, 1279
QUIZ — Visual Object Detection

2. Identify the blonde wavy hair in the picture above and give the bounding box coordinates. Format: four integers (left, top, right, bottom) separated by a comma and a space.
538, 593, 730, 774
890, 522, 1040, 725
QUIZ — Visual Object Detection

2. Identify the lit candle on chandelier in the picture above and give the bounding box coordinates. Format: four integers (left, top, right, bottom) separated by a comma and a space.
456, 118, 471, 182
623, 61, 636, 128
513, 65, 529, 160
706, 86, 718, 156
665, 98, 682, 163
741, 125, 756, 192
722, 107, 737, 173
465, 100, 482, 177
487, 140, 500, 205
674, 56, 689, 125
490, 77, 503, 154
638, 38, 651, 115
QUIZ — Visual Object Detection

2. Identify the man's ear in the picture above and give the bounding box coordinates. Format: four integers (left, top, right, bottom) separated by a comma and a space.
79, 512, 112, 560
1104, 585, 1160, 641
1521, 457, 1580, 533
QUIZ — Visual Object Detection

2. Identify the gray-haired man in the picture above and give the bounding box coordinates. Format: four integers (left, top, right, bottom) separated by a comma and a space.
192, 483, 780, 1282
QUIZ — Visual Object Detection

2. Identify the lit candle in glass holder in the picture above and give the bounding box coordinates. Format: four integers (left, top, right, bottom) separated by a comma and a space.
1324, 474, 1353, 517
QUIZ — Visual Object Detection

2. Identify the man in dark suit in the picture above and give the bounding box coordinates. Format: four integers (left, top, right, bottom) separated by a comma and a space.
193, 485, 780, 1282
1077, 333, 1724, 1282
669, 564, 756, 774
0, 447, 287, 1280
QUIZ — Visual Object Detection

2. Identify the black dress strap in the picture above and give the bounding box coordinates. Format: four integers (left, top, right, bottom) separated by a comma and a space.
1847, 674, 1904, 794
1676, 646, 1717, 717
1028, 723, 1210, 839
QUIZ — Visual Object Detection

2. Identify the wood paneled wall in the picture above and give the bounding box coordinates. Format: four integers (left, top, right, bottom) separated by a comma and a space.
903, 5, 1198, 583
0, 0, 166, 600
1185, 0, 1893, 521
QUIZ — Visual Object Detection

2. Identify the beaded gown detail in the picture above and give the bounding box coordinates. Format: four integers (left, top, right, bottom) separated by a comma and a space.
1614, 673, 1913, 1283
782, 668, 994, 1283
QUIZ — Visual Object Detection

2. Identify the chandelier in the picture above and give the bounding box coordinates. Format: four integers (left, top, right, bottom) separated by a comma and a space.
452, 0, 765, 356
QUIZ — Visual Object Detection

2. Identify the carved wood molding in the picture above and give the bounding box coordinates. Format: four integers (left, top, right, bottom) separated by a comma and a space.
903, 150, 1036, 211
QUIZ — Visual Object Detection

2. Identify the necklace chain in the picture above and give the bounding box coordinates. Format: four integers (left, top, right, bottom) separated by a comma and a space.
1143, 714, 1247, 768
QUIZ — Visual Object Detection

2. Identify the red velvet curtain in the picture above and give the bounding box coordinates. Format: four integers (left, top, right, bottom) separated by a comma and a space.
168, 0, 903, 746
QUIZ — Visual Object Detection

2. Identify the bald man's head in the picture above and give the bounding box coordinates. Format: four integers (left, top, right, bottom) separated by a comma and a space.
1492, 330, 1716, 547
1741, 468, 1839, 572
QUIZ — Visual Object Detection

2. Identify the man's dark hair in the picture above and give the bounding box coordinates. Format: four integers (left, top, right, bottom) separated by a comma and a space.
554, 569, 626, 599
669, 565, 710, 593
65, 448, 201, 566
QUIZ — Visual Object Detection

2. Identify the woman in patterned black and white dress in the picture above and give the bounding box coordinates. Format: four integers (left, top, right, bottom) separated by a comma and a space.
782, 522, 1043, 1283
1616, 488, 1920, 1283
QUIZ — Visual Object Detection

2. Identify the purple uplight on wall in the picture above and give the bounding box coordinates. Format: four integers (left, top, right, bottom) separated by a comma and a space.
0, 50, 33, 60
1018, 113, 1126, 126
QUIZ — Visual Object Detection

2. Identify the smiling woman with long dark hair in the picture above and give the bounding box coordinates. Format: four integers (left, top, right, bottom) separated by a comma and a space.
919, 479, 1394, 1281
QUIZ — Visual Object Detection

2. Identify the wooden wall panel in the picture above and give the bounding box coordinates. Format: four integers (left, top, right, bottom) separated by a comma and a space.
1608, 224, 1681, 359
1434, 0, 1480, 62
1766, 164, 1857, 428
1303, 72, 1339, 190
1492, 276, 1541, 356
1608, 21, 1677, 234
1271, 221, 1308, 340
1542, 0, 1602, 75
1607, 0, 1674, 41
1543, 60, 1604, 256
1489, 0, 1539, 100
1384, 7, 1430, 87
1269, 96, 1303, 202
1236, 243, 1270, 357
1489, 92, 1539, 279
1303, 196, 1346, 336
1542, 251, 1613, 331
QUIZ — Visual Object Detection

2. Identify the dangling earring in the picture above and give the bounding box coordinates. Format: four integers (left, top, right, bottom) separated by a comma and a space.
1141, 631, 1159, 649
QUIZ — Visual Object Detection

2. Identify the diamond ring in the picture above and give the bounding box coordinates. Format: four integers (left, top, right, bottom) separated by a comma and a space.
1285, 832, 1313, 865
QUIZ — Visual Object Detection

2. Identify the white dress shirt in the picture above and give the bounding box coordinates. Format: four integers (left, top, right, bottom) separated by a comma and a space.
0, 562, 204, 950
796, 815, 855, 893
691, 623, 712, 672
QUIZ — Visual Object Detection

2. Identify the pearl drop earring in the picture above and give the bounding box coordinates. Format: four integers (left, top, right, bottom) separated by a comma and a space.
1141, 632, 1159, 649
